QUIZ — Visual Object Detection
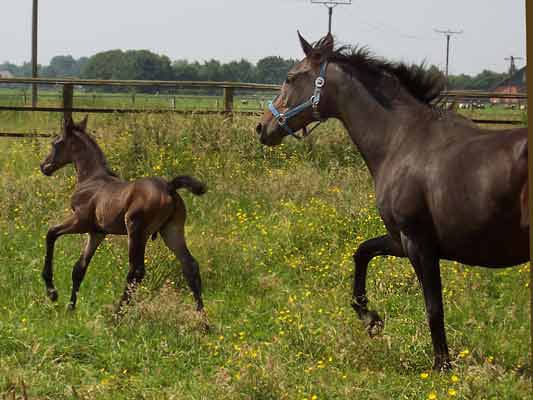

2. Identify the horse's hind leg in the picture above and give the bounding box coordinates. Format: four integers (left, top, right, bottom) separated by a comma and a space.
160, 215, 204, 312
351, 234, 404, 336
401, 232, 450, 371
116, 216, 149, 313
68, 233, 106, 310
42, 214, 84, 302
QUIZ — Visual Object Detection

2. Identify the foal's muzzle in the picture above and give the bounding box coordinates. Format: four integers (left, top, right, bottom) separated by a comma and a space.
40, 162, 55, 176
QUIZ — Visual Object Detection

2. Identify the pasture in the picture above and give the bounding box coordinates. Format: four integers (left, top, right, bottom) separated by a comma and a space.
0, 111, 530, 399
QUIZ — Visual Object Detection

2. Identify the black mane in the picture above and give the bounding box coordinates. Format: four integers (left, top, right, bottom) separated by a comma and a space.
325, 43, 445, 107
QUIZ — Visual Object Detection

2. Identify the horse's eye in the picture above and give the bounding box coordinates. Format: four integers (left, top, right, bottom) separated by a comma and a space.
285, 75, 295, 84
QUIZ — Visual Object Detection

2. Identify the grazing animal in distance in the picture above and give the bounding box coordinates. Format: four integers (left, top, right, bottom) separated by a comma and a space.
40, 116, 207, 315
256, 32, 528, 370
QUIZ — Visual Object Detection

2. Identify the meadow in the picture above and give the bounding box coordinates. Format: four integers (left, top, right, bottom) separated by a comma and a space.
0, 110, 530, 399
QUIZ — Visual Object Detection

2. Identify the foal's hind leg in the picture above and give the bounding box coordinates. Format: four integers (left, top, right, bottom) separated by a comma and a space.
116, 217, 149, 313
351, 235, 404, 336
68, 232, 106, 310
42, 214, 85, 302
160, 215, 204, 312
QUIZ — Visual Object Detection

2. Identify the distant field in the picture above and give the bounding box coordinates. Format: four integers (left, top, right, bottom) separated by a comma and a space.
0, 87, 277, 113
0, 87, 527, 125
0, 111, 529, 399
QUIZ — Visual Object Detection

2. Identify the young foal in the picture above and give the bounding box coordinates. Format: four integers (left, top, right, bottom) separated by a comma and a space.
40, 116, 206, 313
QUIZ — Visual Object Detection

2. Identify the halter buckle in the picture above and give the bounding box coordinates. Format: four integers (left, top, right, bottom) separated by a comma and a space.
315, 76, 325, 88
277, 114, 286, 125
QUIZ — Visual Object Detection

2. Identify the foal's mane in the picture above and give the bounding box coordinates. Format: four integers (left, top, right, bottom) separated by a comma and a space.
323, 39, 445, 107
74, 127, 118, 177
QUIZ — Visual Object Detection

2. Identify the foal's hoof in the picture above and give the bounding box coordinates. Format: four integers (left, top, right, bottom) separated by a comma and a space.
363, 311, 384, 337
47, 289, 58, 302
433, 358, 452, 372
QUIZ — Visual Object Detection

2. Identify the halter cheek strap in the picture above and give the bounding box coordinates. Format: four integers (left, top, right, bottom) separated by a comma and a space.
268, 61, 328, 140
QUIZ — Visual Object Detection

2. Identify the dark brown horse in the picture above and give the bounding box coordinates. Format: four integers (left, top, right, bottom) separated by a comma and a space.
256, 33, 529, 370
40, 116, 206, 314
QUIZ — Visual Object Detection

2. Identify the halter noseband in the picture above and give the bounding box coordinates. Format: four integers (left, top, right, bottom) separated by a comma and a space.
268, 61, 328, 140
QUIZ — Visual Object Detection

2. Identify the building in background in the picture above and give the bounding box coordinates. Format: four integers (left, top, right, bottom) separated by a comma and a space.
491, 66, 527, 104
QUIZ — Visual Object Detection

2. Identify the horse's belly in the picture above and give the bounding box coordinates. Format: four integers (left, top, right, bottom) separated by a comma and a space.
438, 225, 529, 268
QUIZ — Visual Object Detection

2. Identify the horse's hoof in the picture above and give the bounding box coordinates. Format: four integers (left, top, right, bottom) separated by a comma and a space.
364, 311, 384, 337
47, 289, 58, 302
66, 302, 76, 312
433, 359, 452, 372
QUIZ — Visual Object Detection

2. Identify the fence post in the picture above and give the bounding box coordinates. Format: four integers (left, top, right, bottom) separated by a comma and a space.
223, 87, 234, 113
62, 83, 73, 126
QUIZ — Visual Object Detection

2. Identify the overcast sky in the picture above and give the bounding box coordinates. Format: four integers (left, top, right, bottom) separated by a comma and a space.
2, 0, 526, 75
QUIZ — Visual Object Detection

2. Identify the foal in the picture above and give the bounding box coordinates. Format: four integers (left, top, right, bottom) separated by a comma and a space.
40, 116, 206, 313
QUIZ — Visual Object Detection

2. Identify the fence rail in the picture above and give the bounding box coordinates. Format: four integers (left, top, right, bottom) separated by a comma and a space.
0, 77, 527, 138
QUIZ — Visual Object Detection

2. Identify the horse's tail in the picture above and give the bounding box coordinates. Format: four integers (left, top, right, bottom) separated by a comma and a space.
168, 175, 207, 196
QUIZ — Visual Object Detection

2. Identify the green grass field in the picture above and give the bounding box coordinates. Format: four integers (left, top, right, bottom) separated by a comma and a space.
0, 88, 277, 113
0, 111, 530, 399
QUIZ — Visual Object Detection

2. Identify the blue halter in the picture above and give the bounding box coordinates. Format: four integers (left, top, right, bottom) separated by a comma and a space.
268, 61, 328, 139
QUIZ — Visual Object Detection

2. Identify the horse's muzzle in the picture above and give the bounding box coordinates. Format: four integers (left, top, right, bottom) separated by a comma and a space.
40, 163, 54, 176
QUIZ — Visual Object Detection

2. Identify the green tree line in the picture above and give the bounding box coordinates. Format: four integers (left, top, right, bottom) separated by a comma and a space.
0, 49, 509, 89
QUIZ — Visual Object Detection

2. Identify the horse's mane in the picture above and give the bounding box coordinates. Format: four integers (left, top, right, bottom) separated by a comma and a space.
323, 39, 445, 107
75, 128, 119, 177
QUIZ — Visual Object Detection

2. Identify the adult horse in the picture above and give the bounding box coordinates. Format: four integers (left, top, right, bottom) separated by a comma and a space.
256, 33, 529, 370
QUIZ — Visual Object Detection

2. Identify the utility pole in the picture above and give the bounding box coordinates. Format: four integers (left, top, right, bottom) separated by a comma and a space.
311, 0, 352, 34
434, 29, 463, 91
31, 0, 38, 107
504, 55, 523, 76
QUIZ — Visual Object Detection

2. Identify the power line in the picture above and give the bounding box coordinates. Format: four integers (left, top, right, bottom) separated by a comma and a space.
434, 29, 463, 91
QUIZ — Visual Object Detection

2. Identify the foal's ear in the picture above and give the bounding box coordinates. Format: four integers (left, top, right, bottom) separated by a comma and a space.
298, 30, 313, 57
78, 115, 89, 131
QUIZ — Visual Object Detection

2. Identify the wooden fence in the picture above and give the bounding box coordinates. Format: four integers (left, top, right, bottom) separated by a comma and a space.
0, 77, 527, 138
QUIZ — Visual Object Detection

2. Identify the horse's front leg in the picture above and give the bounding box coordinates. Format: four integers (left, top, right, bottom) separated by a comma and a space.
351, 234, 404, 336
68, 232, 106, 310
401, 232, 451, 371
42, 214, 84, 302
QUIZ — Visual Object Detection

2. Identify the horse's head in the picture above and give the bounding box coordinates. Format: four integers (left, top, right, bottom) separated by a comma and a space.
256, 32, 335, 146
40, 116, 88, 176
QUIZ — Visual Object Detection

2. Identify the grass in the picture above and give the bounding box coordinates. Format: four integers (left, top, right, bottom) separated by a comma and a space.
0, 111, 530, 399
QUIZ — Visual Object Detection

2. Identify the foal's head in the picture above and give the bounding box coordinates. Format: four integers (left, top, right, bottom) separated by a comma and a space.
40, 116, 89, 176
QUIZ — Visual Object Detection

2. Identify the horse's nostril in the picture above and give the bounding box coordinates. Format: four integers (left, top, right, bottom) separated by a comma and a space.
255, 123, 262, 135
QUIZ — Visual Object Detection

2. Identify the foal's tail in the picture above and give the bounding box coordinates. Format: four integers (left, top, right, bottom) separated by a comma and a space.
168, 175, 207, 196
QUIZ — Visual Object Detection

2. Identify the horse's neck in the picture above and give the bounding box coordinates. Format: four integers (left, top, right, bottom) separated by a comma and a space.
72, 138, 111, 183
335, 82, 417, 178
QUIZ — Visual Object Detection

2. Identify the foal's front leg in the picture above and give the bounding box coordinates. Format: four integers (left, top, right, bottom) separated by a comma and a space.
42, 214, 84, 302
351, 234, 404, 336
68, 232, 106, 310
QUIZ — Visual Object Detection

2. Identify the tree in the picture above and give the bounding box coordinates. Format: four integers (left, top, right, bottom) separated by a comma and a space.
256, 56, 296, 84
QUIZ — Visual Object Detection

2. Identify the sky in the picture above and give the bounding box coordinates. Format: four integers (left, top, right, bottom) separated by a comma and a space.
1, 0, 526, 75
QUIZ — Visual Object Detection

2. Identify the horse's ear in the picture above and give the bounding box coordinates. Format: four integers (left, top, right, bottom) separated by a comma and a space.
298, 30, 313, 57
307, 33, 335, 65
78, 115, 88, 131
318, 32, 334, 55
